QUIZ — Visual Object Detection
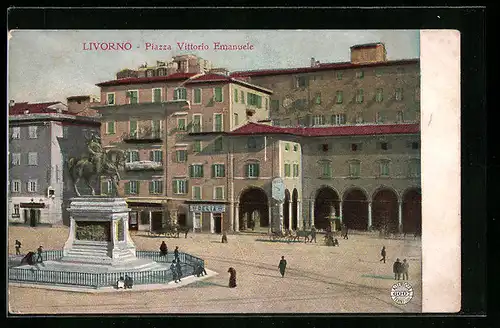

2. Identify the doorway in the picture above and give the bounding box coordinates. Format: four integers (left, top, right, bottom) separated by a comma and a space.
213, 213, 222, 234
26, 209, 40, 227
178, 213, 187, 227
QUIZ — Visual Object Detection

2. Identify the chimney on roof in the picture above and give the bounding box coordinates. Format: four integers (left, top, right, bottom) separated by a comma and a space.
209, 68, 229, 76
9, 100, 15, 107
350, 42, 387, 64
310, 57, 315, 67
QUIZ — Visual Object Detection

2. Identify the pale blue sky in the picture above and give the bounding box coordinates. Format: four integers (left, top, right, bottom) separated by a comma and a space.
8, 30, 419, 103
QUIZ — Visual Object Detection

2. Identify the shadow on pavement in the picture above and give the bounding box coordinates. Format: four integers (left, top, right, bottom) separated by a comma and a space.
180, 280, 228, 288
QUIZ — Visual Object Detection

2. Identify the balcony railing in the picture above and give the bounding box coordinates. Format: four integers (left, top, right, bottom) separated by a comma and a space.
125, 161, 163, 171
122, 129, 163, 143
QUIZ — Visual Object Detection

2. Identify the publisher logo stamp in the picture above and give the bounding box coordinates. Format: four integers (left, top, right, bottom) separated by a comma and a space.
391, 282, 414, 305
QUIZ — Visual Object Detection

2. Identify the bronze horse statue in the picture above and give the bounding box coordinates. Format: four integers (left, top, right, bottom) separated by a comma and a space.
67, 133, 126, 197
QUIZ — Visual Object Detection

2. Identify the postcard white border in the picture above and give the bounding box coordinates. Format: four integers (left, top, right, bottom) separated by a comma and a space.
421, 30, 461, 312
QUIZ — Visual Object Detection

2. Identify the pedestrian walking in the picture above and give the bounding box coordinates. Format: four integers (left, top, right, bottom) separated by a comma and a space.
343, 224, 349, 240
176, 260, 183, 282
174, 246, 179, 262
333, 238, 339, 246
402, 259, 409, 280
393, 258, 402, 280
310, 225, 317, 243
170, 260, 178, 283
15, 239, 22, 255
36, 245, 43, 263
228, 267, 237, 288
221, 232, 228, 244
278, 256, 287, 277
380, 246, 386, 263
160, 241, 168, 256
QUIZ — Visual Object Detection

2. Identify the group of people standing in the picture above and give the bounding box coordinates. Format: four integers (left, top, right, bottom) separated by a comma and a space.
380, 246, 410, 280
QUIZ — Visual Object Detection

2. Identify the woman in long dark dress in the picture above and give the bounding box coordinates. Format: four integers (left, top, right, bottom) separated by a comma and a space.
228, 267, 237, 288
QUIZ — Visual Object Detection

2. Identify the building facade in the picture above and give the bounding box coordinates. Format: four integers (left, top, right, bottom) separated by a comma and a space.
93, 42, 421, 234
8, 101, 100, 226
231, 42, 420, 127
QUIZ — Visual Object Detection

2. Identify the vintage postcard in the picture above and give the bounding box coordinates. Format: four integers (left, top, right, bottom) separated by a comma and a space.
7, 30, 460, 314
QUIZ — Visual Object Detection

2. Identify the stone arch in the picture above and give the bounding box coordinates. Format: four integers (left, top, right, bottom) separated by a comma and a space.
238, 187, 269, 230
372, 187, 399, 232
402, 187, 421, 234
314, 186, 340, 230
342, 187, 369, 230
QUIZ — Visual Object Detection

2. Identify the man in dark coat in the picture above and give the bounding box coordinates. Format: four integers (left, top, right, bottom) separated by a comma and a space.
278, 256, 287, 277
343, 224, 349, 240
228, 267, 237, 288
380, 246, 386, 263
174, 246, 179, 262
160, 241, 168, 256
310, 225, 317, 243
124, 275, 133, 289
393, 258, 402, 280
221, 232, 228, 244
402, 259, 409, 280
15, 240, 22, 255
170, 260, 178, 283
36, 245, 43, 263
21, 251, 35, 265
176, 260, 183, 282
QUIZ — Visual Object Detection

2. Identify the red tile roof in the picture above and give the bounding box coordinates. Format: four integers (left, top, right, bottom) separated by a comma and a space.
96, 72, 197, 87
9, 102, 63, 115
184, 73, 272, 94
229, 122, 420, 137
230, 59, 419, 78
184, 73, 231, 83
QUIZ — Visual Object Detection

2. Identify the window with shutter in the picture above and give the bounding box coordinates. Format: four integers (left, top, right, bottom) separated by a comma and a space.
214, 114, 223, 132
193, 88, 202, 104
192, 115, 202, 133
379, 161, 390, 177
107, 93, 115, 105
128, 90, 138, 104
28, 126, 38, 139
234, 89, 238, 103
129, 121, 137, 137
241, 91, 245, 104
125, 181, 131, 194
214, 87, 223, 102
153, 88, 162, 103
192, 186, 202, 200
193, 140, 202, 153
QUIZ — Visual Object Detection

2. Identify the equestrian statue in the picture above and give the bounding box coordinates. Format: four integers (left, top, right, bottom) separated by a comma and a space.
67, 133, 126, 197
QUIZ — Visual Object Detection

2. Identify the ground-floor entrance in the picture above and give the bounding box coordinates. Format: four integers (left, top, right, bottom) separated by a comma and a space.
188, 203, 227, 234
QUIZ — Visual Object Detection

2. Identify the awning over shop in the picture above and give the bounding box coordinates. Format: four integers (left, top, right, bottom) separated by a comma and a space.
20, 203, 45, 209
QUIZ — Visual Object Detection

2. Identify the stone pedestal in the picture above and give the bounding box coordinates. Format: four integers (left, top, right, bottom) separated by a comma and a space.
56, 197, 160, 272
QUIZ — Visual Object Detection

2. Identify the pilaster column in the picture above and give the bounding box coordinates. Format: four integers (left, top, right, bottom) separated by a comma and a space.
398, 201, 403, 232
111, 219, 117, 247
297, 200, 302, 229
234, 202, 240, 232
268, 201, 272, 233
123, 217, 129, 244
278, 201, 284, 232
339, 201, 343, 223
149, 211, 153, 233
367, 201, 372, 230
310, 199, 315, 228
288, 201, 293, 230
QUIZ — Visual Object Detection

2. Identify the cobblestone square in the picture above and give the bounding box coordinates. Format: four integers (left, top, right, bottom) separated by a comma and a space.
8, 226, 421, 314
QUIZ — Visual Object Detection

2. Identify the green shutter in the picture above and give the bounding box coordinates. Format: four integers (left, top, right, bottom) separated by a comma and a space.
257, 96, 262, 108
221, 164, 225, 177
200, 165, 204, 177
189, 165, 193, 178
125, 181, 130, 195
172, 181, 177, 194
149, 181, 154, 194
130, 121, 137, 135
215, 87, 222, 102
184, 180, 189, 194
136, 181, 141, 195
255, 164, 260, 177
159, 181, 163, 194
212, 164, 216, 178
234, 89, 238, 103
150, 151, 154, 161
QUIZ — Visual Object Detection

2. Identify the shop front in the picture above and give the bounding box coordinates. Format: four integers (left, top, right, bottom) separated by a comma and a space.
20, 201, 45, 227
188, 203, 227, 234
126, 201, 165, 232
